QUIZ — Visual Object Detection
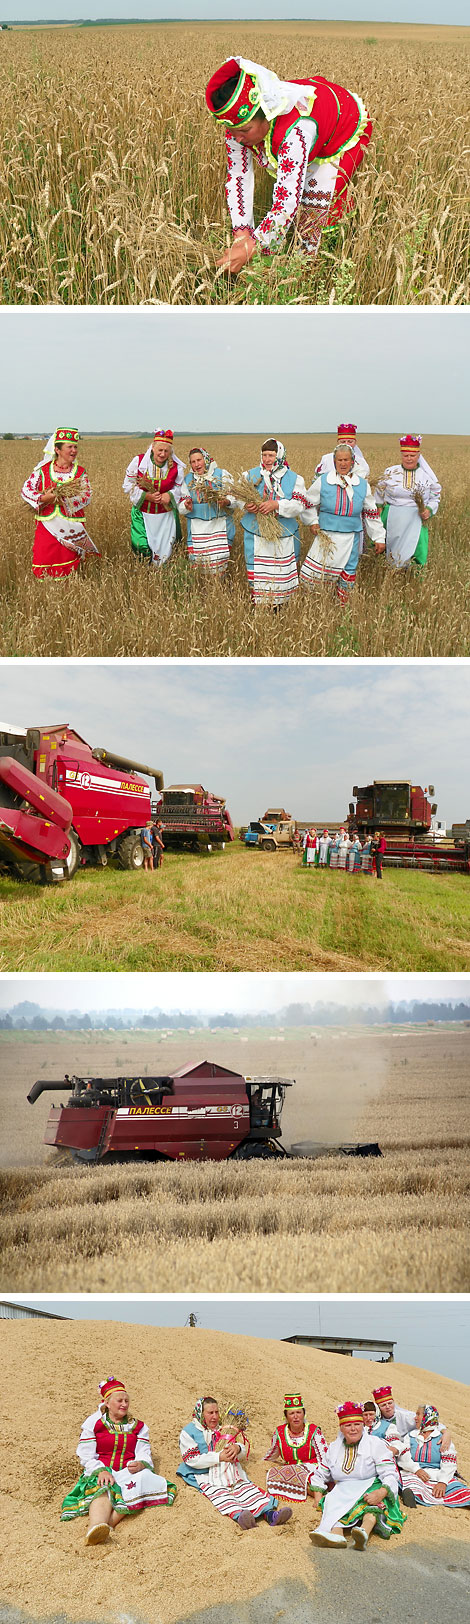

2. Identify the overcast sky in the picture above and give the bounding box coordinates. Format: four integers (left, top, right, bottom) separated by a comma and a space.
1, 4, 468, 27
1, 662, 469, 824
0, 973, 466, 1014
4, 1297, 469, 1384
1, 311, 468, 435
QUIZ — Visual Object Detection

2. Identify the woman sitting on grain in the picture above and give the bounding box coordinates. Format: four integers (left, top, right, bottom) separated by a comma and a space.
396, 1405, 470, 1509
177, 1395, 291, 1529
300, 443, 385, 604
310, 1400, 405, 1549
21, 427, 97, 579
238, 439, 310, 607
61, 1377, 176, 1545
264, 1392, 328, 1503
179, 446, 237, 575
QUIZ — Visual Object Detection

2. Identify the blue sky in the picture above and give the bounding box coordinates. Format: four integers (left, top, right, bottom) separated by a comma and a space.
1, 662, 469, 824
5, 1297, 470, 1384
1, 310, 468, 435
1, 4, 468, 27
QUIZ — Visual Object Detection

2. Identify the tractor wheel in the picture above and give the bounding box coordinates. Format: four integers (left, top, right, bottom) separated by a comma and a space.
64, 830, 81, 881
116, 833, 145, 871
262, 839, 276, 852
233, 1141, 282, 1160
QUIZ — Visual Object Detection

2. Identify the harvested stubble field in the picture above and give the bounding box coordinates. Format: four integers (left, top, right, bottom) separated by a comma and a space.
3, 1320, 469, 1624
0, 21, 469, 305
3, 435, 469, 658
1, 843, 470, 972
1, 1026, 469, 1292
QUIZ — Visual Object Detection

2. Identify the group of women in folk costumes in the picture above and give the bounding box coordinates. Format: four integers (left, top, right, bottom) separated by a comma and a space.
304, 826, 372, 874
60, 1379, 470, 1552
205, 57, 372, 273
20, 428, 98, 578
21, 427, 441, 594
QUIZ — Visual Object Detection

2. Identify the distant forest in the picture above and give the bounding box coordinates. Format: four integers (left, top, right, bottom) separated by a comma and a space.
1, 1001, 470, 1032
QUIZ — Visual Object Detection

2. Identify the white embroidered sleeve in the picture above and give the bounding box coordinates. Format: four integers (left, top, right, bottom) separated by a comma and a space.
438, 1441, 458, 1484
77, 1414, 105, 1476
123, 456, 142, 505
421, 469, 441, 514
179, 1428, 220, 1470
373, 1440, 400, 1496
225, 135, 255, 232
278, 473, 313, 520
177, 479, 191, 512
302, 475, 322, 525
363, 484, 386, 545
220, 469, 236, 508
395, 1439, 415, 1474
254, 122, 317, 253
21, 470, 42, 511
374, 468, 393, 506
134, 1422, 153, 1468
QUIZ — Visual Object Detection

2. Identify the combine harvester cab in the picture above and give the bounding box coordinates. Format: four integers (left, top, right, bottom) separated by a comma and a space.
160, 786, 234, 853
0, 730, 72, 883
27, 1063, 294, 1163
0, 723, 163, 881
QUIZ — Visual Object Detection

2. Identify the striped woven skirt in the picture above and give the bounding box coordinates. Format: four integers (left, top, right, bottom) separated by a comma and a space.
201, 1477, 276, 1521
266, 1462, 321, 1502
187, 516, 230, 573
400, 1472, 470, 1508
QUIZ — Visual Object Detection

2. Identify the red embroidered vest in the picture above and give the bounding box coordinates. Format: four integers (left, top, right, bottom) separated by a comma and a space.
137, 452, 179, 515
277, 1421, 321, 1462
39, 460, 86, 519
93, 1416, 143, 1472
269, 78, 362, 163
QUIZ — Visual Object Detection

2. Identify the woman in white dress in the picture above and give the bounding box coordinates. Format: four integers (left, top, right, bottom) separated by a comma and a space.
123, 429, 186, 565
374, 434, 441, 570
310, 1401, 405, 1549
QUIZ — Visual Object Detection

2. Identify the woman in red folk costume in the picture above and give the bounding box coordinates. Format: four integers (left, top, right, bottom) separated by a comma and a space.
61, 1377, 176, 1546
205, 57, 372, 273
21, 428, 96, 578
265, 1392, 329, 1504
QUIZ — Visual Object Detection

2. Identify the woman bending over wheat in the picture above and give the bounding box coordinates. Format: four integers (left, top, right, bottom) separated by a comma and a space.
21, 428, 97, 578
374, 435, 441, 571
300, 443, 385, 604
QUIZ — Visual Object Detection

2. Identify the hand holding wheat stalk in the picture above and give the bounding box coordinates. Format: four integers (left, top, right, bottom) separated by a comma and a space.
413, 485, 428, 518
228, 475, 283, 543
54, 475, 89, 503
191, 477, 228, 511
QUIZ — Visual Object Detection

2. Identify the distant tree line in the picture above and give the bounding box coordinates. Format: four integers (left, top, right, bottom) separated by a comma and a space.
1, 1000, 469, 1032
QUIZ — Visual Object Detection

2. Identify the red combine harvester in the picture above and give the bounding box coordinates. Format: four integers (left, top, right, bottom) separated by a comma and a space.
348, 780, 470, 873
27, 1061, 382, 1163
0, 722, 163, 883
160, 785, 234, 851
27, 1062, 293, 1162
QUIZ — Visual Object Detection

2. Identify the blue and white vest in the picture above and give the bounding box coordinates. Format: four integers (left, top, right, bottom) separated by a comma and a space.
241, 466, 299, 539
186, 468, 235, 543
409, 1432, 443, 1470
177, 1420, 214, 1490
372, 1414, 395, 1440
319, 471, 368, 534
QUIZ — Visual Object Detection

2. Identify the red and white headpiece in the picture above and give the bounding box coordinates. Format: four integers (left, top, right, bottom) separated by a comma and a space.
153, 428, 173, 442
99, 1377, 126, 1403
337, 423, 357, 436
55, 427, 79, 444
399, 434, 421, 448
284, 1392, 304, 1411
337, 1401, 364, 1421
206, 57, 260, 126
373, 1385, 393, 1402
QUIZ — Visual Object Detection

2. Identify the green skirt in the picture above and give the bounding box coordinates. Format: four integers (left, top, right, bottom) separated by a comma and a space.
320, 1477, 406, 1534
60, 1468, 177, 1521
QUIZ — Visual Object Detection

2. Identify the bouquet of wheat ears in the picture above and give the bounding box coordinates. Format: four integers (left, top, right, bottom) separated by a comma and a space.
412, 484, 428, 518
53, 474, 89, 505
191, 476, 229, 511
227, 474, 284, 544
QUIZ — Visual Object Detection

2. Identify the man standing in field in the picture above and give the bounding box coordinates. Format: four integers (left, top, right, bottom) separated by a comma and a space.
205, 57, 372, 272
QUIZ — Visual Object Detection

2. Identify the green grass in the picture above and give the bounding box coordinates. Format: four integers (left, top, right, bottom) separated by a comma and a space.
0, 846, 469, 971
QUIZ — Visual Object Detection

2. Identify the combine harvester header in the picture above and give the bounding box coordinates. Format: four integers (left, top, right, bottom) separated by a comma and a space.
28, 1061, 380, 1163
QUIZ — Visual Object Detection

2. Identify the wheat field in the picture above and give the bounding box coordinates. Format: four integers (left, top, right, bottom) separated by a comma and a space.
1, 1024, 469, 1292
2, 434, 469, 657
0, 21, 469, 305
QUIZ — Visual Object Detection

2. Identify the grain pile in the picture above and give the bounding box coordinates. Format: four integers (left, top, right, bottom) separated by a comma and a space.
1, 1321, 469, 1624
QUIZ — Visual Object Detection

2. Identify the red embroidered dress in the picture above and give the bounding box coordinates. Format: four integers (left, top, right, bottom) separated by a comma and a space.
21, 459, 93, 577
265, 1420, 328, 1502
60, 1407, 176, 1521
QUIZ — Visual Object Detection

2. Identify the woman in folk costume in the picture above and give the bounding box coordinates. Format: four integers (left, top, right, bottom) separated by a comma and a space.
396, 1406, 470, 1510
179, 447, 236, 575
374, 434, 441, 571
205, 58, 372, 270
347, 831, 363, 874
21, 427, 96, 578
304, 827, 319, 868
123, 429, 185, 565
360, 836, 373, 875
311, 1400, 405, 1550
318, 829, 332, 867
240, 439, 309, 606
301, 443, 385, 605
337, 829, 351, 871
61, 1377, 176, 1546
328, 831, 342, 871
265, 1392, 329, 1505
177, 1396, 291, 1529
